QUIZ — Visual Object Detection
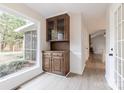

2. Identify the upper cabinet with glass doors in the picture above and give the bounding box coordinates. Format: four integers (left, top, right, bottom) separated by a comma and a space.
46, 14, 70, 41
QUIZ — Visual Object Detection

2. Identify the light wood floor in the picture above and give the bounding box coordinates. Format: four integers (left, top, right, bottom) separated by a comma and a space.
19, 54, 111, 90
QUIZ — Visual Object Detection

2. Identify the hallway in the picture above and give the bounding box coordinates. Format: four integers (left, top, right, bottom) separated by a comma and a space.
19, 55, 111, 90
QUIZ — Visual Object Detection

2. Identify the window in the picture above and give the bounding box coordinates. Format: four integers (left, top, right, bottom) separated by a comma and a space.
25, 31, 37, 61
0, 9, 37, 79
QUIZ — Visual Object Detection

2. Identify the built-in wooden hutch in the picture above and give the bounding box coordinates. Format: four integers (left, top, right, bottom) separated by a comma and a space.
42, 14, 70, 76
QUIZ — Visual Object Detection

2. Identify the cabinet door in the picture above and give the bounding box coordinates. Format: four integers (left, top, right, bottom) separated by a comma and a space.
46, 18, 57, 41
43, 56, 51, 72
57, 16, 65, 40
57, 14, 69, 41
51, 57, 64, 75
46, 14, 69, 41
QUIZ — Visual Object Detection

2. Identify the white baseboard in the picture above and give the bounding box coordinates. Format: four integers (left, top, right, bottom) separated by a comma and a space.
81, 63, 86, 75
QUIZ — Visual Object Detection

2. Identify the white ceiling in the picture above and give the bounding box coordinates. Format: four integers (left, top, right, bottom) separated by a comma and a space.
25, 3, 109, 34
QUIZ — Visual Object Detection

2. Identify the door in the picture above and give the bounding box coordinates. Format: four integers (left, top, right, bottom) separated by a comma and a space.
52, 56, 63, 75
113, 3, 124, 90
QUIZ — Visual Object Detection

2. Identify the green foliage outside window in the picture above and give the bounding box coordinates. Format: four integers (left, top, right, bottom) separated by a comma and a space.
0, 13, 26, 51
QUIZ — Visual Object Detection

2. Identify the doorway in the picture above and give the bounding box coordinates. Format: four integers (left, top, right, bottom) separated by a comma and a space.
89, 30, 106, 64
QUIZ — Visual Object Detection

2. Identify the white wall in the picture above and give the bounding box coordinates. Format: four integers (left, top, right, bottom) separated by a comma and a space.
0, 4, 49, 89
88, 17, 107, 34
69, 12, 89, 75
69, 13, 82, 74
81, 14, 89, 63
91, 34, 105, 54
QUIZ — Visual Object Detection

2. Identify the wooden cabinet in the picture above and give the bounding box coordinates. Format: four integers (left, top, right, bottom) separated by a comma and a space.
51, 56, 63, 75
46, 14, 69, 41
42, 51, 69, 76
42, 52, 51, 72
43, 13, 70, 76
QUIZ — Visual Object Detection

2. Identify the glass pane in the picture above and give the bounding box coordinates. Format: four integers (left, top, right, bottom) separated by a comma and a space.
57, 19, 64, 40
121, 78, 123, 89
118, 6, 122, 24
122, 79, 124, 89
114, 58, 118, 86
121, 61, 124, 90
115, 27, 118, 41
115, 11, 118, 28
122, 42, 124, 60
117, 59, 121, 74
115, 57, 118, 71
122, 61, 124, 77
25, 50, 31, 60
32, 31, 37, 49
114, 12, 118, 55
48, 21, 57, 40
118, 24, 122, 40
118, 42, 122, 57
25, 32, 31, 49
114, 42, 117, 56
122, 22, 124, 40
122, 4, 124, 20
32, 50, 36, 61
114, 72, 118, 86
117, 74, 121, 89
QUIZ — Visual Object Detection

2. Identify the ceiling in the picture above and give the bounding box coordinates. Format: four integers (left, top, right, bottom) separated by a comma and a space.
25, 3, 109, 34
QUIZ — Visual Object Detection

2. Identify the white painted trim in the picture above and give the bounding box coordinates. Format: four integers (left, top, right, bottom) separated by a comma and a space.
0, 67, 43, 89
70, 63, 86, 75
81, 63, 86, 75
15, 23, 36, 32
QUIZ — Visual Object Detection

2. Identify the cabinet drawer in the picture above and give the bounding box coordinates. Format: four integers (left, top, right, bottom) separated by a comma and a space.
52, 53, 63, 57
43, 52, 51, 56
